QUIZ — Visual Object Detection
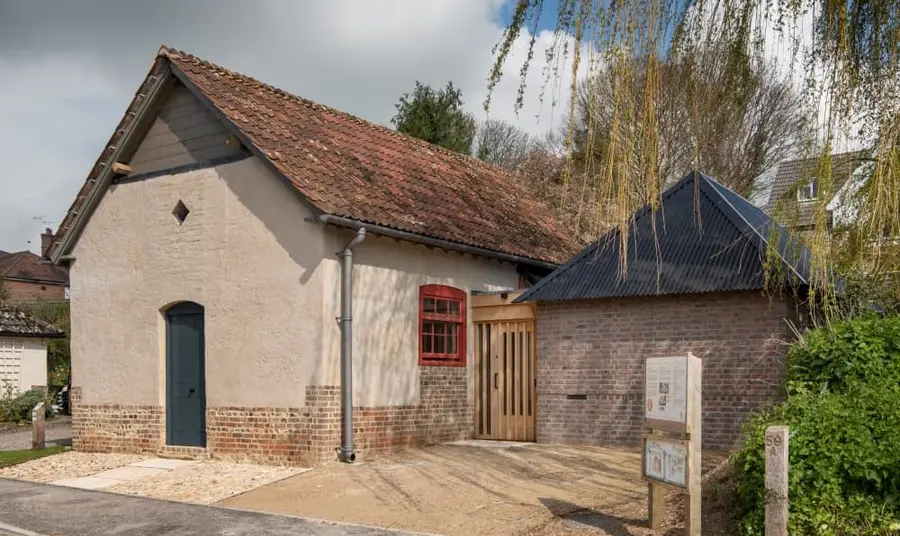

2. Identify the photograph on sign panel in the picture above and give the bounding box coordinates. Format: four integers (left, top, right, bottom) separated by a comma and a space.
646, 441, 665, 482
645, 357, 687, 425
644, 438, 688, 488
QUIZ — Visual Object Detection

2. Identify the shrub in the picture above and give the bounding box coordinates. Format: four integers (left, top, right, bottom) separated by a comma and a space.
0, 388, 53, 423
787, 315, 900, 394
734, 315, 900, 535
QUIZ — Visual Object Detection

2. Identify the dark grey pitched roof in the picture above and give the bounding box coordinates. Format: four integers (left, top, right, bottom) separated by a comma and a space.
0, 301, 65, 338
515, 172, 813, 303
765, 152, 867, 227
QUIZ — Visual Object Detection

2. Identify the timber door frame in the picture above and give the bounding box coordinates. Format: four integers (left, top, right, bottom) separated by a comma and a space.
472, 291, 537, 442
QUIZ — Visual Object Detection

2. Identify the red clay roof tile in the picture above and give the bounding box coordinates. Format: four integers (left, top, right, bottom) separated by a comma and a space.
51, 47, 579, 266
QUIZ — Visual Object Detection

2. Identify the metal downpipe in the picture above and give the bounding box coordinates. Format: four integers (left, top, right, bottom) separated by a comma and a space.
338, 227, 366, 462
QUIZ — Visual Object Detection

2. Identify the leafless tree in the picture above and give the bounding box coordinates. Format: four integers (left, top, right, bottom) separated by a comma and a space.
573, 45, 806, 201
512, 129, 616, 243
472, 118, 534, 171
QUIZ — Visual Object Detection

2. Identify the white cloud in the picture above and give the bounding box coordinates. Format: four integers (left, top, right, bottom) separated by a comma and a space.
0, 0, 577, 252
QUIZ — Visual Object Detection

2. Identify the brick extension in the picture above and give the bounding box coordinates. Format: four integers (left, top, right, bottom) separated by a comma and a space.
536, 290, 800, 450
71, 367, 470, 466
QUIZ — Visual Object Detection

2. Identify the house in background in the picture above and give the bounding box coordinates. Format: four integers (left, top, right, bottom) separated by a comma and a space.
0, 236, 69, 302
45, 47, 578, 464
0, 301, 64, 394
515, 172, 814, 450
765, 151, 872, 236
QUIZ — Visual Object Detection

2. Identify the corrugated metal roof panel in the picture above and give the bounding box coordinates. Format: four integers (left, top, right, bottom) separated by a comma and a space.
516, 172, 813, 303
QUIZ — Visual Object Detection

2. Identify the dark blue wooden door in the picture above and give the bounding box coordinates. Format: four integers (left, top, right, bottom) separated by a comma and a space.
166, 302, 206, 447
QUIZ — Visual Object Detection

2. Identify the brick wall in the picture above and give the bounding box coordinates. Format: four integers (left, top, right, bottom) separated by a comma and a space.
1, 280, 66, 301
536, 291, 801, 450
71, 366, 471, 465
70, 387, 164, 454
354, 366, 471, 455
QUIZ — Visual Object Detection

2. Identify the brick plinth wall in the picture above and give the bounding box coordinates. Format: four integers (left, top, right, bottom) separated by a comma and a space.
70, 387, 164, 454
353, 366, 471, 455
71, 365, 471, 465
536, 291, 800, 450
206, 406, 308, 465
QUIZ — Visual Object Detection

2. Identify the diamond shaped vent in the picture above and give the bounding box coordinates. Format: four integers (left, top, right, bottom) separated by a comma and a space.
172, 200, 190, 225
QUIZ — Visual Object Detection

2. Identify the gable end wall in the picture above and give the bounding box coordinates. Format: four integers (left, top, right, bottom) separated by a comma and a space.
127, 81, 243, 176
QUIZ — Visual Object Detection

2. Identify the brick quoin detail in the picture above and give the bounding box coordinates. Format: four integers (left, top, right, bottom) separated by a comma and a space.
536, 291, 801, 450
71, 366, 471, 465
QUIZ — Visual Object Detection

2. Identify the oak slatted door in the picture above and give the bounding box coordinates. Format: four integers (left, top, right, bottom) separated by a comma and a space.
474, 320, 536, 441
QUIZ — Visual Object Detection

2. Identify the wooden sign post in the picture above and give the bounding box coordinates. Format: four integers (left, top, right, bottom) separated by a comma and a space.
765, 426, 789, 536
32, 402, 45, 450
642, 353, 701, 535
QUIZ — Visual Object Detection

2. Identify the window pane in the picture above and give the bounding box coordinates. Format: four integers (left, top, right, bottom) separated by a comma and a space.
437, 299, 448, 315
423, 298, 436, 313
423, 334, 432, 353
449, 300, 460, 317
434, 335, 445, 354
423, 321, 434, 334
448, 335, 457, 354
433, 322, 446, 336
447, 323, 458, 337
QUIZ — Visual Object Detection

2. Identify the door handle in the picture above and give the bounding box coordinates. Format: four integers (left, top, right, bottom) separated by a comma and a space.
494, 373, 498, 389
188, 388, 195, 398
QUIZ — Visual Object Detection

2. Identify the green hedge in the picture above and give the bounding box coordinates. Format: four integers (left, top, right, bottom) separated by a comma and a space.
787, 316, 900, 395
734, 316, 900, 535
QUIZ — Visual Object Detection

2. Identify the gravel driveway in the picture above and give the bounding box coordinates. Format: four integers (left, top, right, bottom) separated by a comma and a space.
0, 417, 71, 451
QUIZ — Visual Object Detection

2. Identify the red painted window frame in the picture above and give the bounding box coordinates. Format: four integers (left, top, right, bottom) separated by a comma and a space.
418, 284, 467, 367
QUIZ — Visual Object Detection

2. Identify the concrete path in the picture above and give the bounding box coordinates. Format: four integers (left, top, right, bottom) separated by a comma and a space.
51, 457, 196, 490
0, 478, 433, 536
0, 419, 71, 451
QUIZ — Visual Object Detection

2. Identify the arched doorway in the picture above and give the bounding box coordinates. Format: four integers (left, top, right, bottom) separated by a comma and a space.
165, 302, 206, 447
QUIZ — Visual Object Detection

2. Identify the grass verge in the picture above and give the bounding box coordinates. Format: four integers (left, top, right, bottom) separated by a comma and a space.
0, 446, 68, 468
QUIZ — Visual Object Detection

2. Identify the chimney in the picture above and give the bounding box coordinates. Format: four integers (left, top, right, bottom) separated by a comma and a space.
40, 228, 54, 260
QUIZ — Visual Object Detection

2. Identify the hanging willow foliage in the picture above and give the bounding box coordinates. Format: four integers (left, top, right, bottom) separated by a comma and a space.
490, 0, 900, 318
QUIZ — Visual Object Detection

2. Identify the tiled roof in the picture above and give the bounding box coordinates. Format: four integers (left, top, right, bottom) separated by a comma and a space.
0, 301, 65, 338
0, 251, 68, 285
765, 152, 867, 226
515, 172, 812, 302
49, 47, 580, 266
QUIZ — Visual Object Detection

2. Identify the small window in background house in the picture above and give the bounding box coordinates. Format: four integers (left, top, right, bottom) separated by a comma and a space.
418, 284, 466, 366
65, 287, 71, 300
172, 200, 190, 225
797, 180, 817, 202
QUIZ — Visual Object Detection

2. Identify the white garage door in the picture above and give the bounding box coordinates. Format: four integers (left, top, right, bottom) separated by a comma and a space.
0, 338, 25, 394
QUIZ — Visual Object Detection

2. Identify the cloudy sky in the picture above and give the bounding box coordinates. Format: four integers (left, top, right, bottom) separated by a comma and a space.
0, 0, 577, 253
